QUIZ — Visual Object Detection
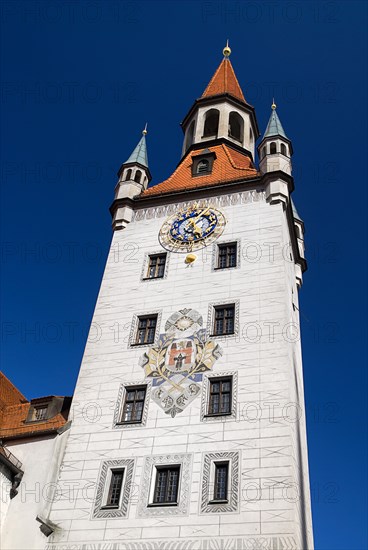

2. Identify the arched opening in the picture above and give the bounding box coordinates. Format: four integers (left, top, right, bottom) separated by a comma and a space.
203, 109, 219, 138
125, 168, 132, 181
270, 142, 277, 154
184, 120, 195, 151
261, 147, 266, 159
281, 143, 287, 156
134, 170, 142, 183
228, 112, 244, 143
197, 159, 210, 174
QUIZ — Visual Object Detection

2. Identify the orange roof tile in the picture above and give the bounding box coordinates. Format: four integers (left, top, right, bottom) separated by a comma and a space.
0, 372, 27, 410
141, 144, 258, 198
201, 58, 246, 103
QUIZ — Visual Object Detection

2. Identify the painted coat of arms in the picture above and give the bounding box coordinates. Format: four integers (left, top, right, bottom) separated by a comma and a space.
140, 309, 222, 417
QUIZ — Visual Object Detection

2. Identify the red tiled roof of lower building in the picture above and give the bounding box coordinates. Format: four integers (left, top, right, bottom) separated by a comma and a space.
141, 144, 258, 197
201, 58, 246, 103
0, 403, 66, 439
0, 373, 70, 440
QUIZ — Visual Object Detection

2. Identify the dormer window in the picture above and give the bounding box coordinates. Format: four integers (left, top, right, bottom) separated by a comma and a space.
191, 151, 216, 177
33, 405, 48, 421
197, 159, 210, 174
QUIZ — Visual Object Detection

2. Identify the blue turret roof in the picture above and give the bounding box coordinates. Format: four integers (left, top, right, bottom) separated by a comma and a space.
125, 133, 148, 168
291, 198, 302, 221
263, 106, 287, 140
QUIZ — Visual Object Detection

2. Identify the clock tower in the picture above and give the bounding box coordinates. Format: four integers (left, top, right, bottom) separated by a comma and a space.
45, 45, 313, 550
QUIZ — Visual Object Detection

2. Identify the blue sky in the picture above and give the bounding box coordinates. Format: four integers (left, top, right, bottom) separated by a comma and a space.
1, 1, 367, 548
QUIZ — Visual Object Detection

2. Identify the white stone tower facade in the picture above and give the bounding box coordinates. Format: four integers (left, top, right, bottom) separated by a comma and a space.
45, 47, 313, 550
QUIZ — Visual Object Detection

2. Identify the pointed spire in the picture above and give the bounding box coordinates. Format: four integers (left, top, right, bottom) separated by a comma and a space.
125, 126, 149, 168
263, 101, 287, 139
201, 42, 246, 103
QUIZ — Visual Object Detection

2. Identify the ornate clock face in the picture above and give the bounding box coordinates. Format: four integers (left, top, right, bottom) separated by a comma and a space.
159, 205, 226, 252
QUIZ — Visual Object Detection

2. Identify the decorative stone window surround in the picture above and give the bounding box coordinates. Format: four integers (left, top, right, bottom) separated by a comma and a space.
113, 380, 152, 429
92, 458, 135, 519
128, 310, 162, 349
137, 453, 192, 517
206, 299, 240, 340
201, 371, 238, 423
140, 251, 170, 282
200, 451, 240, 514
211, 238, 241, 271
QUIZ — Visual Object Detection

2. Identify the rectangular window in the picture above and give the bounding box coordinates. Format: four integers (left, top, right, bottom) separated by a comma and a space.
33, 406, 48, 421
121, 386, 146, 423
213, 462, 229, 502
208, 377, 232, 415
217, 243, 237, 269
153, 466, 180, 505
106, 470, 124, 507
136, 315, 157, 345
213, 305, 235, 336
147, 254, 166, 279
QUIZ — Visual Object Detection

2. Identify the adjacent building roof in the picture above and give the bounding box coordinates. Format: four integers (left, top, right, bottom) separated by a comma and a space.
263, 107, 287, 139
201, 58, 246, 103
124, 133, 148, 168
0, 372, 71, 440
141, 144, 258, 197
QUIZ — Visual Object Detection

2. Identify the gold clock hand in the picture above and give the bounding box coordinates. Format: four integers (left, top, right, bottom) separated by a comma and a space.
193, 207, 210, 225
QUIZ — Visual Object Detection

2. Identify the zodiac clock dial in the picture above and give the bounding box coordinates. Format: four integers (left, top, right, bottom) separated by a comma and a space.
159, 205, 226, 252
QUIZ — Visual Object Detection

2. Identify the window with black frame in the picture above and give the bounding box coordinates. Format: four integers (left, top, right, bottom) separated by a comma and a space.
121, 386, 146, 423
147, 254, 166, 279
153, 466, 180, 505
213, 462, 229, 502
213, 305, 235, 336
136, 315, 157, 344
105, 470, 124, 508
208, 377, 232, 415
217, 243, 237, 269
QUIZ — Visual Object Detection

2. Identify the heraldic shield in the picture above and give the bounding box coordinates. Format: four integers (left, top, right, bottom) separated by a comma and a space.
139, 309, 223, 417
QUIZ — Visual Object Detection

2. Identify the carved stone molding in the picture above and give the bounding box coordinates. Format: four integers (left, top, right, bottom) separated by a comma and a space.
128, 310, 162, 349
112, 380, 152, 429
137, 453, 192, 517
46, 535, 298, 549
201, 370, 238, 423
200, 451, 240, 514
133, 190, 266, 222
206, 299, 240, 341
92, 458, 135, 519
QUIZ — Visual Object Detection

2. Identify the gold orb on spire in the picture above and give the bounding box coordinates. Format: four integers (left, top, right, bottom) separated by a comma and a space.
223, 39, 231, 58
142, 123, 148, 135
271, 99, 277, 110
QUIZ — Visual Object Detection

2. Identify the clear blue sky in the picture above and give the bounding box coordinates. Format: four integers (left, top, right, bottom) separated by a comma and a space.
1, 1, 367, 548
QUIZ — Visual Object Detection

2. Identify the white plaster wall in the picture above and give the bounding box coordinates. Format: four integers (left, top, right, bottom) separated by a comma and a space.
1, 436, 57, 550
45, 189, 313, 550
0, 463, 12, 533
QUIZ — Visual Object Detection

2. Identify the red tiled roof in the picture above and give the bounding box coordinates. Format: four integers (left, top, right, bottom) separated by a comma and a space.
201, 58, 246, 103
0, 372, 27, 410
0, 372, 70, 440
141, 144, 258, 198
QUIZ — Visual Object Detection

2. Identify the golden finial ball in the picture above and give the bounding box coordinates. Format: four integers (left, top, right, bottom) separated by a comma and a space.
222, 40, 231, 57
223, 44, 231, 57
271, 101, 277, 110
